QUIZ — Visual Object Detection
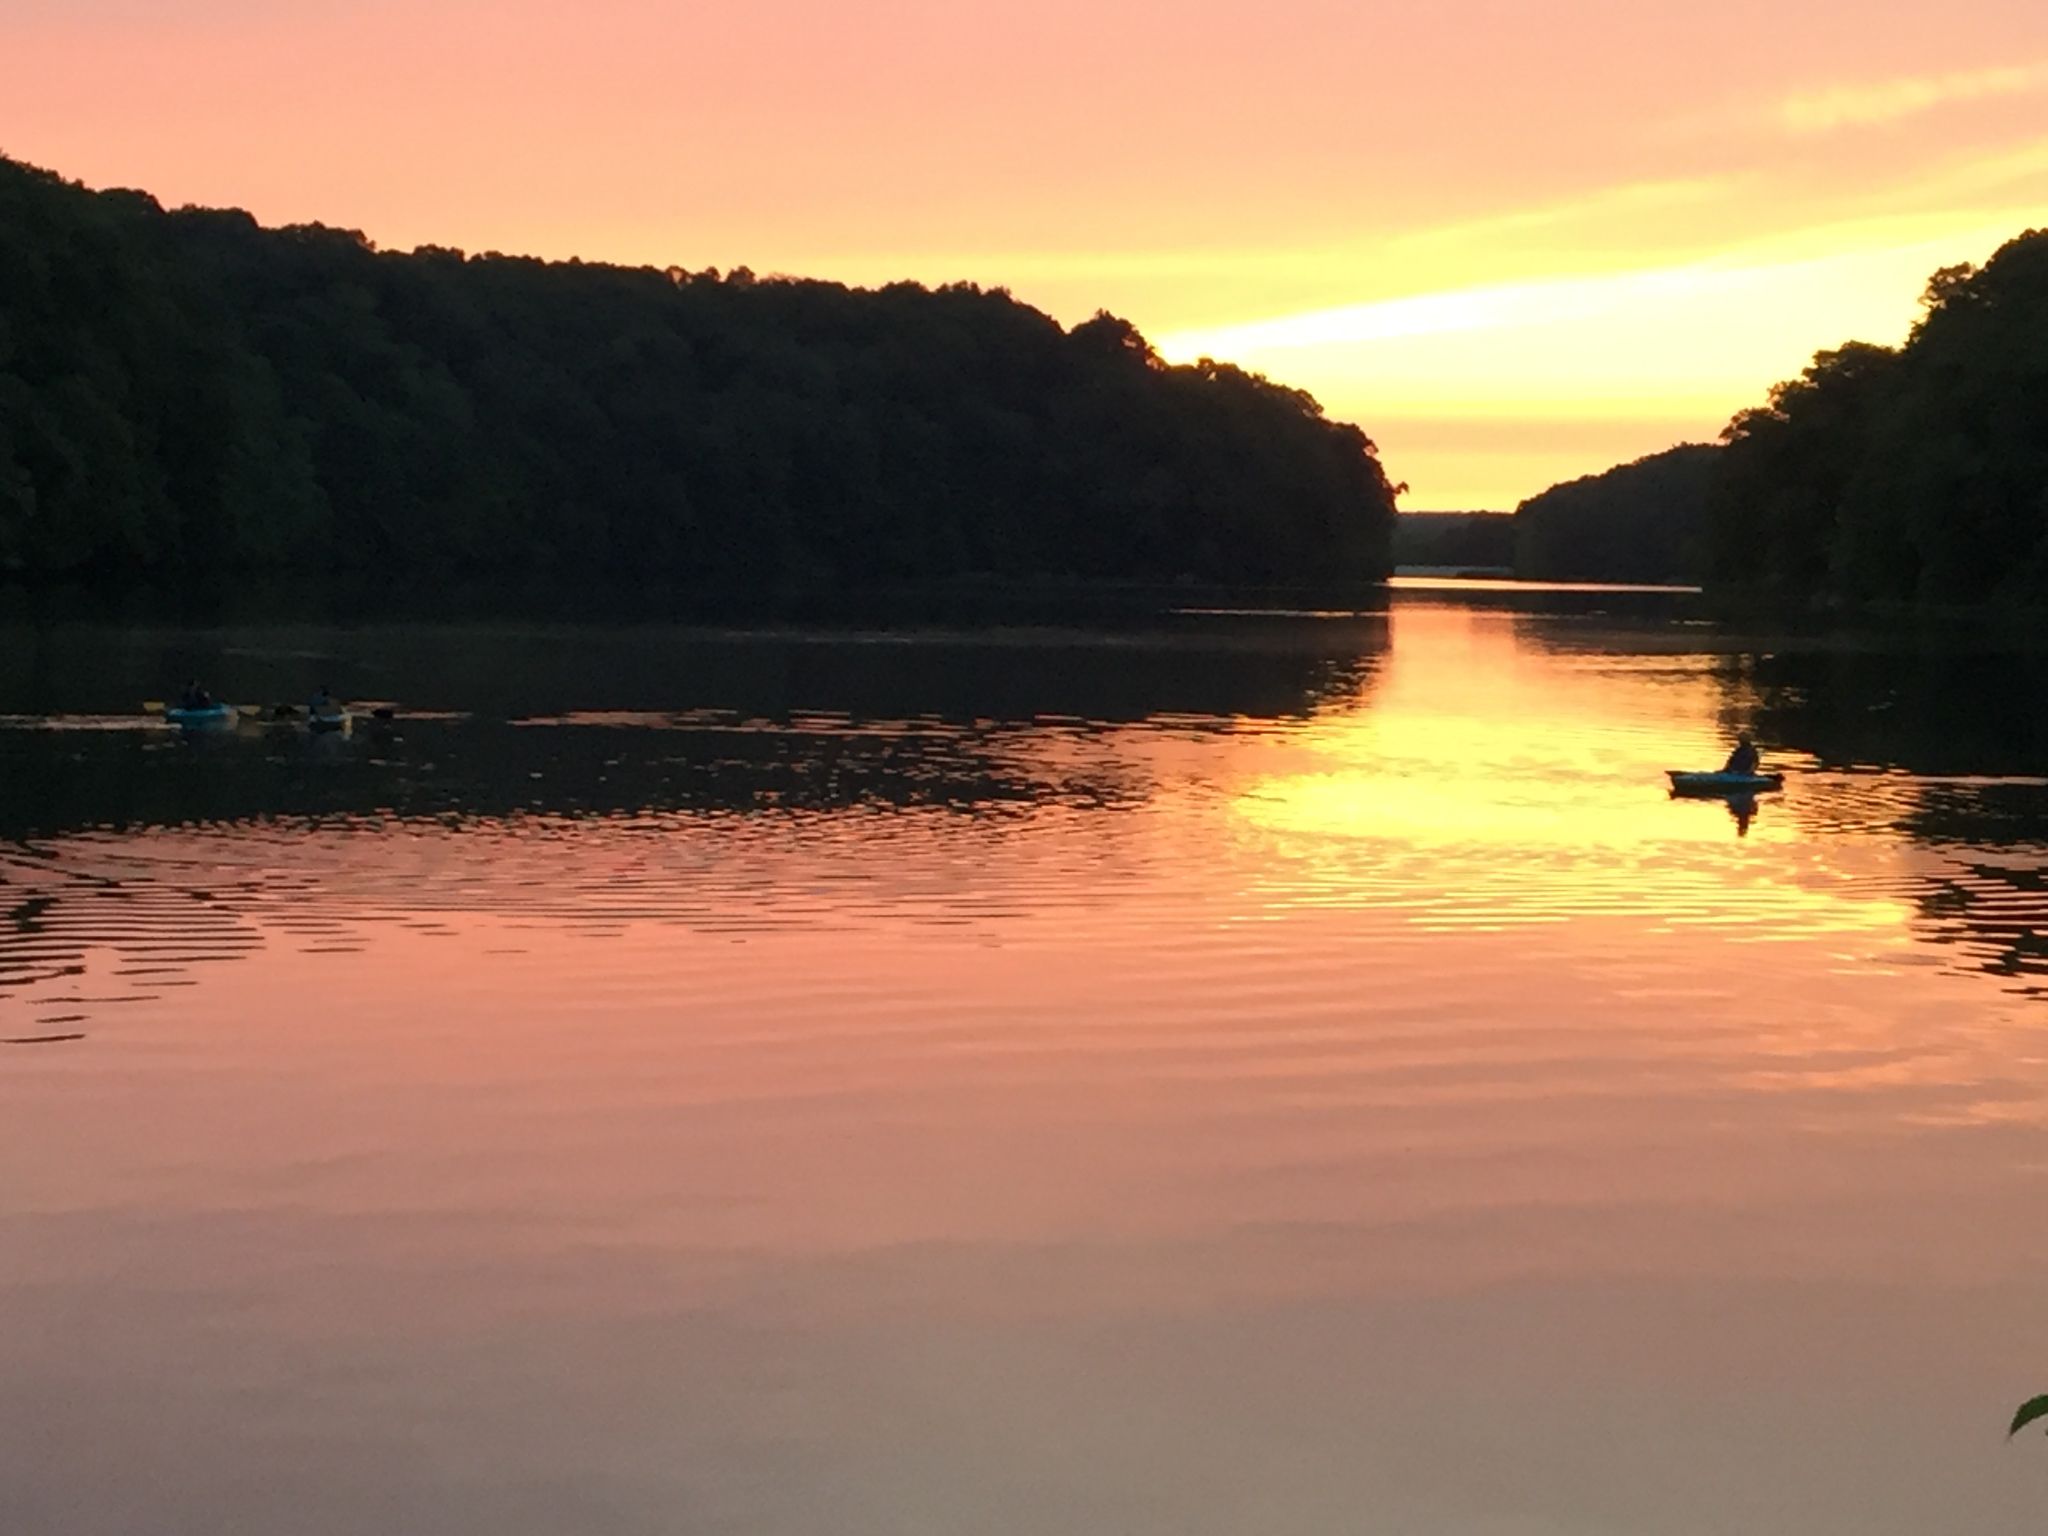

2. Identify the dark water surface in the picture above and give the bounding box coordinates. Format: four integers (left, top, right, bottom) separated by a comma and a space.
5, 584, 2048, 1534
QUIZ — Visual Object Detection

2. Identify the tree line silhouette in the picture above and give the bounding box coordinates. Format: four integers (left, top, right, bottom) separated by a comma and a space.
1512, 444, 1716, 583
1391, 511, 1514, 571
0, 157, 1399, 591
1712, 231, 2048, 603
1513, 228, 2048, 602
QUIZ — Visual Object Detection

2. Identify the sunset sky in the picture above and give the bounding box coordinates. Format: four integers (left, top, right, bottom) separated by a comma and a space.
7, 0, 2046, 507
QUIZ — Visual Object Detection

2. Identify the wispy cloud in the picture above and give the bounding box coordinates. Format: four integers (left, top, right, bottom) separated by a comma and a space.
1153, 261, 1773, 360
1773, 62, 2048, 134
1377, 176, 1738, 254
1145, 222, 2030, 430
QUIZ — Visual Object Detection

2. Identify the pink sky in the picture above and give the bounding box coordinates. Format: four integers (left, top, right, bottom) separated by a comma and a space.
8, 0, 2047, 505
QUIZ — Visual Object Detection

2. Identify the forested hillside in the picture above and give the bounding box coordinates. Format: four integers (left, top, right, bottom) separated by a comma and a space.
1512, 444, 1717, 583
1393, 511, 1514, 570
0, 158, 1399, 589
1711, 229, 2048, 604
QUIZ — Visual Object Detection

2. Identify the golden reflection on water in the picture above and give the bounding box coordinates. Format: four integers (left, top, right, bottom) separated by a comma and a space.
3, 598, 2048, 1535
1236, 607, 1921, 956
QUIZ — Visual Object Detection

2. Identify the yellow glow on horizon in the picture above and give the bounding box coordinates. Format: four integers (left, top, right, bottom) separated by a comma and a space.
1149, 202, 2043, 506
1153, 211, 2040, 373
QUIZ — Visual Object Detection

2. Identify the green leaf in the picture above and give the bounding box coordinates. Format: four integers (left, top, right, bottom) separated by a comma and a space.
2008, 1396, 2048, 1438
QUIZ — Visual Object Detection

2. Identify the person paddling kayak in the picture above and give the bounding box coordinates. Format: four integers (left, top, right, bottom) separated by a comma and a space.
1722, 734, 1760, 776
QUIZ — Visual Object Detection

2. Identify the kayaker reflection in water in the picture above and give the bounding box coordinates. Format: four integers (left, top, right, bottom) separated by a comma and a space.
178, 680, 213, 710
1722, 734, 1760, 776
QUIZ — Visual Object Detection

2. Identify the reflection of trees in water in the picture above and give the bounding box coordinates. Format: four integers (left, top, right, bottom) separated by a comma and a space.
0, 619, 1387, 1032
0, 615, 1390, 720
0, 732, 1134, 1037
1920, 861, 2048, 995
1, 857, 270, 1036
1735, 645, 2048, 779
0, 618, 1386, 839
1722, 642, 2048, 995
0, 716, 1153, 840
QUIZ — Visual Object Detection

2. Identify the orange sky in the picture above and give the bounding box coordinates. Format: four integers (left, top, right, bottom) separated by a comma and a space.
8, 0, 2047, 506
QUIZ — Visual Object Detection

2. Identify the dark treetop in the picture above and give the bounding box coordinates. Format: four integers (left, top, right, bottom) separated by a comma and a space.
0, 158, 1399, 592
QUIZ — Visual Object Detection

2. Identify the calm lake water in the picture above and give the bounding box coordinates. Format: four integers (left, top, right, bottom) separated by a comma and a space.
5, 582, 2048, 1535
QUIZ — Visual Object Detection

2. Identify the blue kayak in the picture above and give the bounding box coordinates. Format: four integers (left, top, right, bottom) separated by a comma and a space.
1668, 770, 1782, 796
165, 701, 236, 728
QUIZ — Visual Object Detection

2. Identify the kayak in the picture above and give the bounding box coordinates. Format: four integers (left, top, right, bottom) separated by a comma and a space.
1668, 770, 1783, 796
307, 709, 349, 733
165, 701, 236, 728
